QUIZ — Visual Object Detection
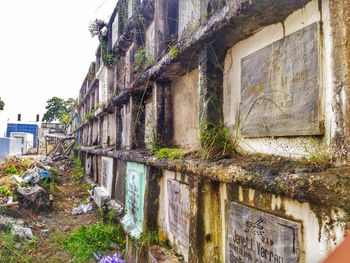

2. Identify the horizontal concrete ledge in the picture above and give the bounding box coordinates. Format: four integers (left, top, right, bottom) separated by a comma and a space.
80, 146, 350, 214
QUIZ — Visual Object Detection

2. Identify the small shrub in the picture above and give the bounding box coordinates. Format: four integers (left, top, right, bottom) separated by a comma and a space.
155, 148, 185, 160
199, 121, 236, 160
0, 186, 13, 197
5, 165, 18, 175
134, 230, 160, 248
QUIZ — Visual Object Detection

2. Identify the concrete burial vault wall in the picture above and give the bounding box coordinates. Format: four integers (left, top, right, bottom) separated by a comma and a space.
70, 0, 350, 262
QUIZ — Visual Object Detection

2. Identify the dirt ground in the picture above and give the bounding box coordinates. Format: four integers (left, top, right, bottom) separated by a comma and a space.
0, 156, 101, 263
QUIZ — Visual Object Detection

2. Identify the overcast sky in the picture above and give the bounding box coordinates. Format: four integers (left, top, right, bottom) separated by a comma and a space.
0, 0, 117, 135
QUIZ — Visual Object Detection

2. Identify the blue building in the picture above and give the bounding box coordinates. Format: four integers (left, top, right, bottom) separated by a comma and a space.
6, 123, 39, 147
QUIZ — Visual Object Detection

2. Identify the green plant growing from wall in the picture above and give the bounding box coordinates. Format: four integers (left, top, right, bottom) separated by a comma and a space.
134, 48, 155, 70
155, 148, 185, 160
133, 230, 162, 259
101, 39, 118, 68
169, 46, 179, 59
199, 121, 236, 160
301, 137, 332, 165
86, 112, 93, 124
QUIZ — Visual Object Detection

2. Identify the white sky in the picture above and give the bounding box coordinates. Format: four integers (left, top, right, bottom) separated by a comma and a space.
0, 0, 117, 136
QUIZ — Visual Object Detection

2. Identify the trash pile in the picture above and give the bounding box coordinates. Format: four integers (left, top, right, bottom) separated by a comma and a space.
0, 156, 54, 211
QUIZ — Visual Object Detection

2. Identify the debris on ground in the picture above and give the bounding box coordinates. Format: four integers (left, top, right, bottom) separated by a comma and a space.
45, 134, 75, 161
0, 155, 54, 211
98, 252, 125, 263
0, 215, 33, 240
17, 185, 53, 212
72, 202, 93, 215
0, 153, 126, 262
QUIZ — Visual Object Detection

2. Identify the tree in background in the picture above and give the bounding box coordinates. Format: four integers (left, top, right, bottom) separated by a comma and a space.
42, 97, 76, 123
0, 97, 4, 111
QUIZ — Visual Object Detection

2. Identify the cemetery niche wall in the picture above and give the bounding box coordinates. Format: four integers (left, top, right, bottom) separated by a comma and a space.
69, 0, 350, 262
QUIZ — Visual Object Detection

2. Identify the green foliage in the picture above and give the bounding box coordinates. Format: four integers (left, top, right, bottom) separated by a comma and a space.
19, 182, 28, 187
155, 148, 185, 160
302, 137, 332, 165
0, 232, 34, 263
134, 230, 160, 248
0, 97, 4, 111
101, 40, 117, 68
86, 111, 93, 124
59, 222, 125, 263
71, 158, 84, 183
134, 48, 155, 70
5, 165, 18, 175
0, 186, 13, 197
199, 121, 236, 160
60, 113, 70, 125
169, 46, 179, 59
42, 97, 76, 123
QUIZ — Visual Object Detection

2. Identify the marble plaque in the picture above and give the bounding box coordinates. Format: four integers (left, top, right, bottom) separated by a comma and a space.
241, 22, 322, 137
226, 202, 301, 263
167, 179, 190, 248
123, 162, 146, 237
101, 156, 113, 196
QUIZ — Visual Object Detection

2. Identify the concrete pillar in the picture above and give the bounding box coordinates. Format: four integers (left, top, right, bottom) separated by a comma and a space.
198, 45, 225, 126
188, 176, 201, 263
329, 0, 350, 161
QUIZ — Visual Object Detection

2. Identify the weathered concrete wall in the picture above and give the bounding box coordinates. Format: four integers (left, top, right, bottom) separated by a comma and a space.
112, 13, 119, 47
100, 156, 114, 196
172, 69, 200, 150
178, 0, 201, 38
98, 67, 108, 105
108, 110, 117, 146
72, 0, 350, 261
146, 20, 156, 60
121, 102, 133, 149
125, 44, 134, 89
102, 115, 109, 148
92, 119, 99, 145
220, 183, 347, 263
144, 96, 155, 149
114, 159, 126, 207
158, 170, 190, 262
223, 0, 333, 157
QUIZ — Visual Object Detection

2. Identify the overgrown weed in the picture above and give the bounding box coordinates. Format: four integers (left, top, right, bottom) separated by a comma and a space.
71, 157, 84, 183
53, 222, 126, 263
155, 148, 185, 161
